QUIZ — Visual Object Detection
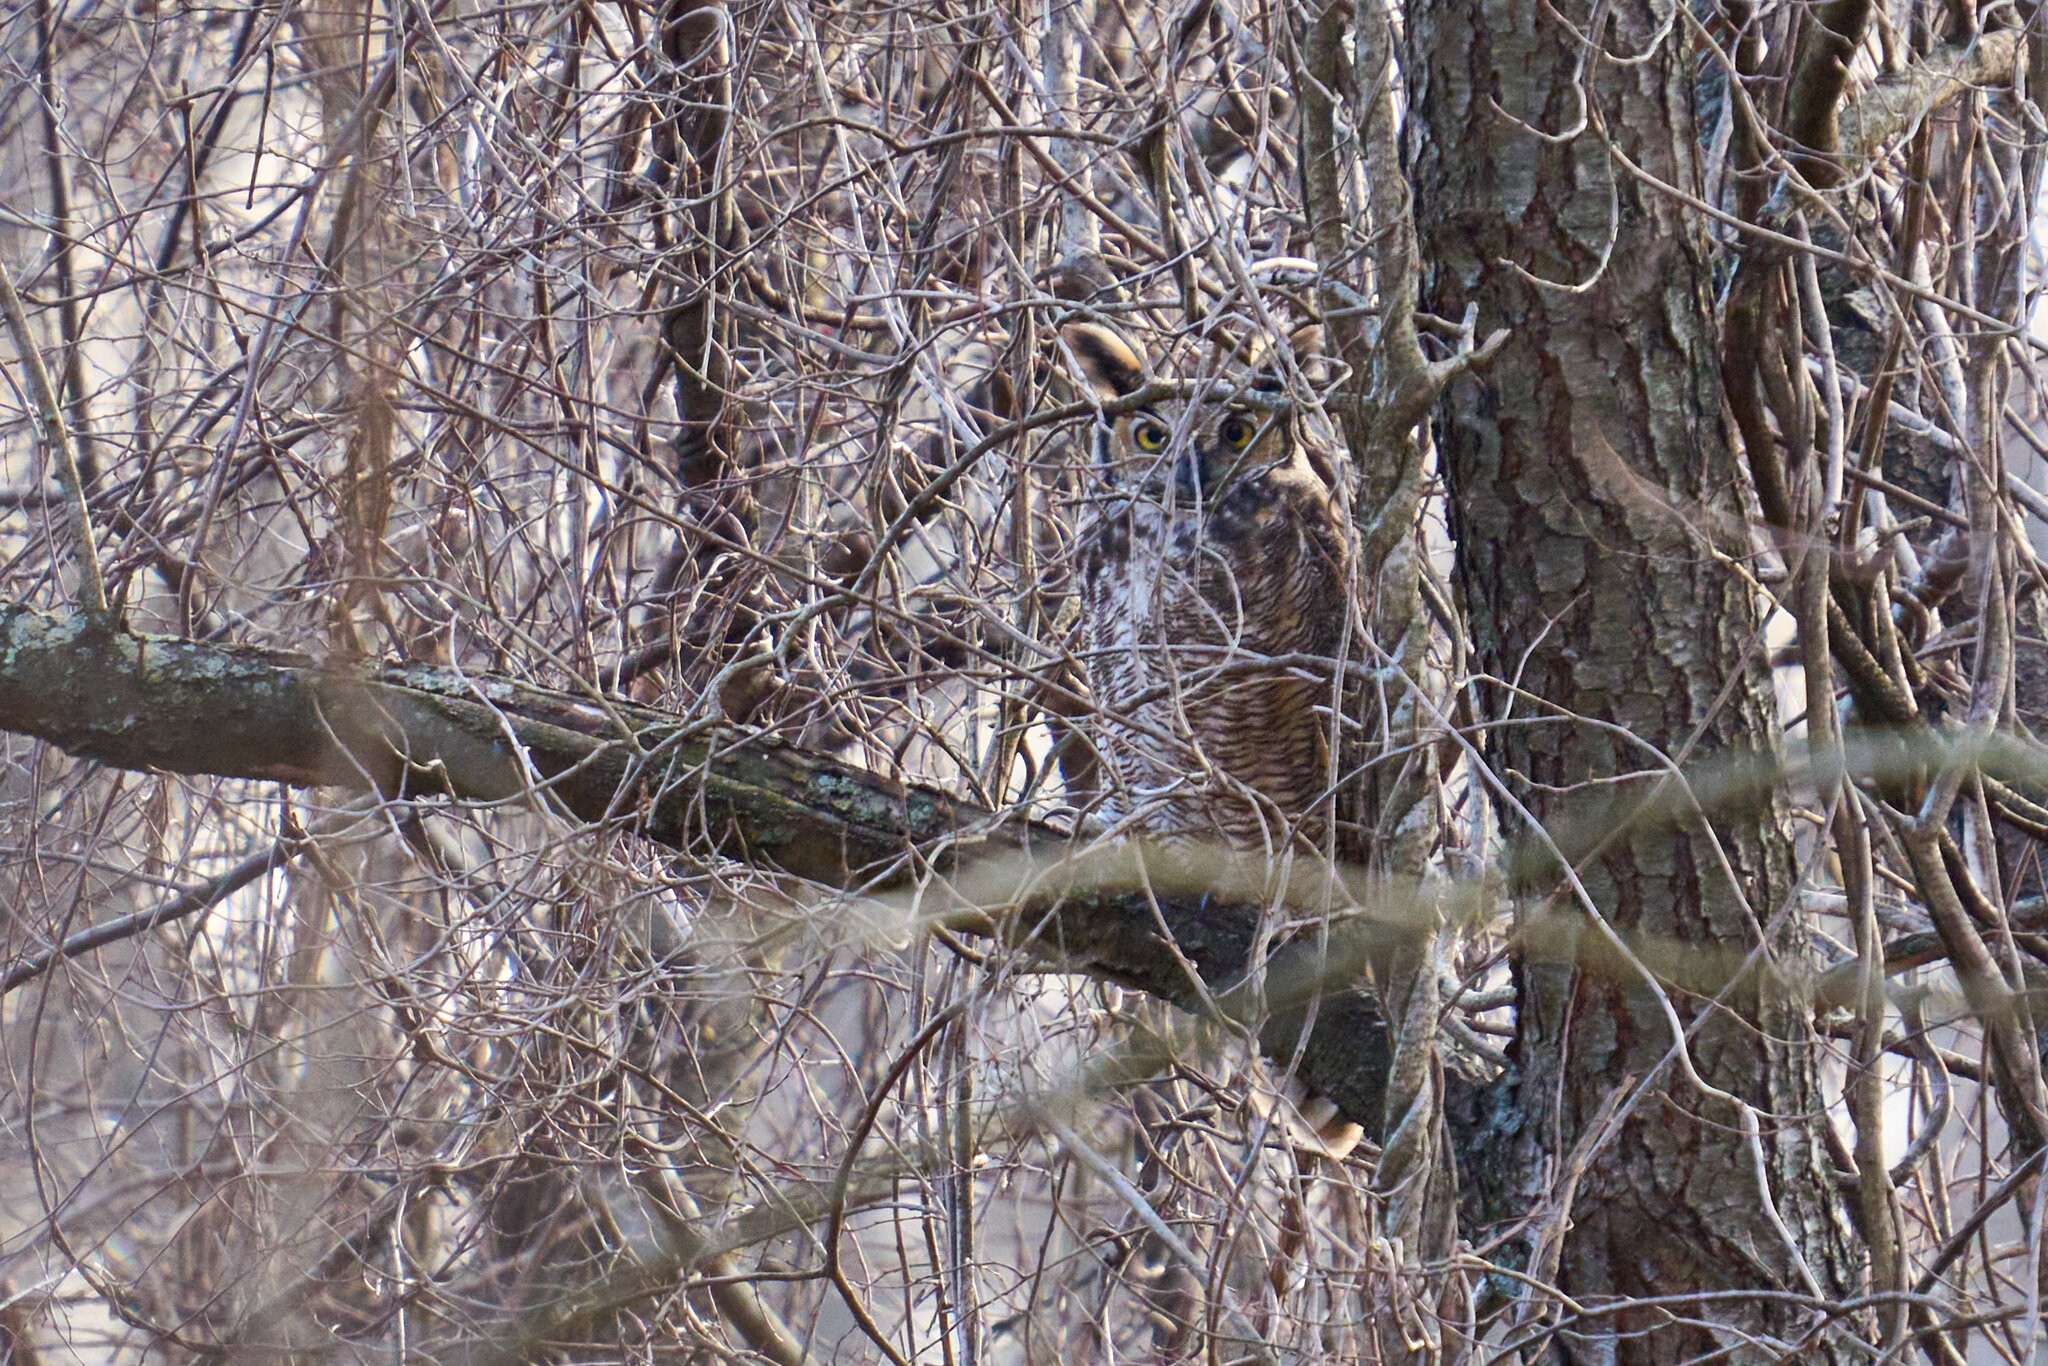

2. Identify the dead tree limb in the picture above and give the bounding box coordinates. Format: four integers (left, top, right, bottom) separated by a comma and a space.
0, 601, 1392, 1130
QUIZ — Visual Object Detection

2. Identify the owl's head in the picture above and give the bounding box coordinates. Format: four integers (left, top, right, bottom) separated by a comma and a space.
1061, 322, 1318, 506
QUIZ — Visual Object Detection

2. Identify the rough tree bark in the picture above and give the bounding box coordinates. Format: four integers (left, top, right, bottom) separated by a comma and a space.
1410, 0, 1862, 1356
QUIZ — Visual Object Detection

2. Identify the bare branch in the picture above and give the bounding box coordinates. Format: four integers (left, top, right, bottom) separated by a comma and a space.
1838, 31, 2025, 172
0, 600, 1393, 1126
0, 257, 105, 617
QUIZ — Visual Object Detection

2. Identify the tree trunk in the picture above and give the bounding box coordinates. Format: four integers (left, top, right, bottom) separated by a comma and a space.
1410, 0, 1862, 1356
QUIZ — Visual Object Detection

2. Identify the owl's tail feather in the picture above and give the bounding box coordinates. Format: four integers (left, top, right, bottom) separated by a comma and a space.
1247, 1072, 1365, 1162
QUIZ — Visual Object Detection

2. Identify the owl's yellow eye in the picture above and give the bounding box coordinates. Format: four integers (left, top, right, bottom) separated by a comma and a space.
1133, 419, 1170, 452
1219, 414, 1255, 449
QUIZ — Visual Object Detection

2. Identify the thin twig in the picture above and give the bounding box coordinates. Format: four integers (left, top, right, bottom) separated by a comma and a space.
0, 255, 106, 617
0, 834, 300, 999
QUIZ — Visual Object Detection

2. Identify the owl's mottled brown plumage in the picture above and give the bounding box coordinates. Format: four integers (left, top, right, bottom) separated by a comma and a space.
1066, 323, 1351, 855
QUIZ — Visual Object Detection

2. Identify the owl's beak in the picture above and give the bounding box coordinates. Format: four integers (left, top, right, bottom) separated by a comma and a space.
1124, 448, 1200, 503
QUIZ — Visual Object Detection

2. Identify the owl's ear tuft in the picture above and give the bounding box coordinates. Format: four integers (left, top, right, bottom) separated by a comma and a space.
1061, 323, 1146, 400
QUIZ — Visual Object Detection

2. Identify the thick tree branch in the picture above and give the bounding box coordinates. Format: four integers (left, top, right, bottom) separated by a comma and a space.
1785, 0, 1877, 189
1838, 31, 2024, 172
0, 602, 1392, 1129
0, 604, 962, 883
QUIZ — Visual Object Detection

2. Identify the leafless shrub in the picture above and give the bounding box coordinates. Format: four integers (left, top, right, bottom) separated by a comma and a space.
5, 0, 2048, 1359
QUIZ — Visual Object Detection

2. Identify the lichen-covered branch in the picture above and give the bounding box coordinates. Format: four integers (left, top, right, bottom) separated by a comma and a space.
0, 601, 1391, 1127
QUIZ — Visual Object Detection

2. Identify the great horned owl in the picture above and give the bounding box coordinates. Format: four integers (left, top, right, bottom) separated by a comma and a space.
1064, 321, 1367, 1158
1064, 322, 1351, 856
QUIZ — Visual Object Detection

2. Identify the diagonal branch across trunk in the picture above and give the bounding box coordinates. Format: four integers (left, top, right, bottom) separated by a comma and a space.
0, 601, 1393, 1129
